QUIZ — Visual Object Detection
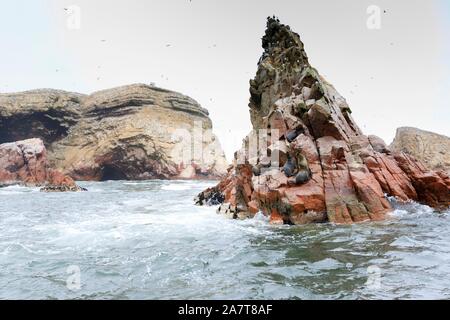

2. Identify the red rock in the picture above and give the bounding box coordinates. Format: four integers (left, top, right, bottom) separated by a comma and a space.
363, 153, 417, 201
247, 200, 260, 214
268, 110, 288, 140
349, 170, 391, 220
323, 170, 369, 223
268, 140, 288, 167
306, 102, 346, 141
195, 17, 450, 224
0, 138, 47, 185
0, 138, 83, 191
394, 153, 450, 209
269, 209, 284, 225
47, 169, 77, 188
282, 181, 326, 214
291, 134, 319, 163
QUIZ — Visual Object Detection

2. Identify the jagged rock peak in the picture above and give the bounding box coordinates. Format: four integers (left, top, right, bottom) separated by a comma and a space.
196, 18, 450, 225
249, 17, 362, 140
261, 16, 308, 65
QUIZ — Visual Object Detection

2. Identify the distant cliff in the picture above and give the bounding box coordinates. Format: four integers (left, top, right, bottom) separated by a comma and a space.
0, 84, 227, 180
391, 127, 450, 174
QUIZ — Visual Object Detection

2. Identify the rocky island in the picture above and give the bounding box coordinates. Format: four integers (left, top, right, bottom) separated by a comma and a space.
0, 84, 227, 183
196, 17, 450, 224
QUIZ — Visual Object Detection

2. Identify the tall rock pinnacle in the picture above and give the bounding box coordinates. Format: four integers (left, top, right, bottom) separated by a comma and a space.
196, 17, 450, 224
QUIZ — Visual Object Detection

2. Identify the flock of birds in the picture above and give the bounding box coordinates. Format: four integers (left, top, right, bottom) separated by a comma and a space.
2, 5, 391, 104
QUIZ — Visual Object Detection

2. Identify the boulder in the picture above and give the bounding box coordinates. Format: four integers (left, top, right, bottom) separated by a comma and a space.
0, 138, 84, 191
195, 17, 450, 224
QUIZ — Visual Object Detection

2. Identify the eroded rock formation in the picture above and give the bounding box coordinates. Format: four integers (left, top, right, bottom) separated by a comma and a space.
0, 84, 227, 180
196, 17, 450, 224
391, 127, 450, 175
0, 138, 84, 191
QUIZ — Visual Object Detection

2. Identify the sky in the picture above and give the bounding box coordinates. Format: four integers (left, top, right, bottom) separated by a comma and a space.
0, 0, 449, 160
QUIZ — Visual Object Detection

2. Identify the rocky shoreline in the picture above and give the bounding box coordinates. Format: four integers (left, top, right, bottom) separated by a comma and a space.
195, 17, 450, 225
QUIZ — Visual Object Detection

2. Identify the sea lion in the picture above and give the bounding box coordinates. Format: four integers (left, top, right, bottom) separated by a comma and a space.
252, 165, 261, 176
286, 130, 299, 143
296, 153, 309, 171
286, 126, 305, 143
295, 170, 311, 185
282, 155, 297, 177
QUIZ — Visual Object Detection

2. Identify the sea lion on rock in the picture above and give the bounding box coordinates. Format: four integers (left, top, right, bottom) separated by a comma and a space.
285, 127, 305, 143
252, 165, 261, 176
295, 170, 311, 185
282, 155, 297, 177
286, 130, 299, 143
296, 153, 309, 171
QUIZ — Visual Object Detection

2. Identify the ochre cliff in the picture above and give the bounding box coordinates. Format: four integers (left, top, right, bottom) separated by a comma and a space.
391, 127, 450, 175
0, 84, 227, 181
196, 18, 450, 224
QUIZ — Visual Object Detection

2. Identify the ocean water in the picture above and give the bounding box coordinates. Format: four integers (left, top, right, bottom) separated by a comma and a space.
0, 180, 449, 300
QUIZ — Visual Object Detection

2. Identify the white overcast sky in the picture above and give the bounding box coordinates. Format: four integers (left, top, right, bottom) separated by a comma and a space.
0, 0, 449, 160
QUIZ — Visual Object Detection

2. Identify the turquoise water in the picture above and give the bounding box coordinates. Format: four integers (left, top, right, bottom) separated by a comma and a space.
0, 180, 449, 299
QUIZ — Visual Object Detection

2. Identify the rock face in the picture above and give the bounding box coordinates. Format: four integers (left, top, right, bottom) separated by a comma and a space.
196, 18, 450, 224
391, 127, 450, 175
0, 84, 227, 180
0, 138, 84, 191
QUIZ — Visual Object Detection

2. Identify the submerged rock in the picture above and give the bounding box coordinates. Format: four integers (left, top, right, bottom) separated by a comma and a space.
390, 127, 450, 175
196, 17, 450, 224
0, 84, 228, 181
40, 185, 87, 192
0, 138, 84, 191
